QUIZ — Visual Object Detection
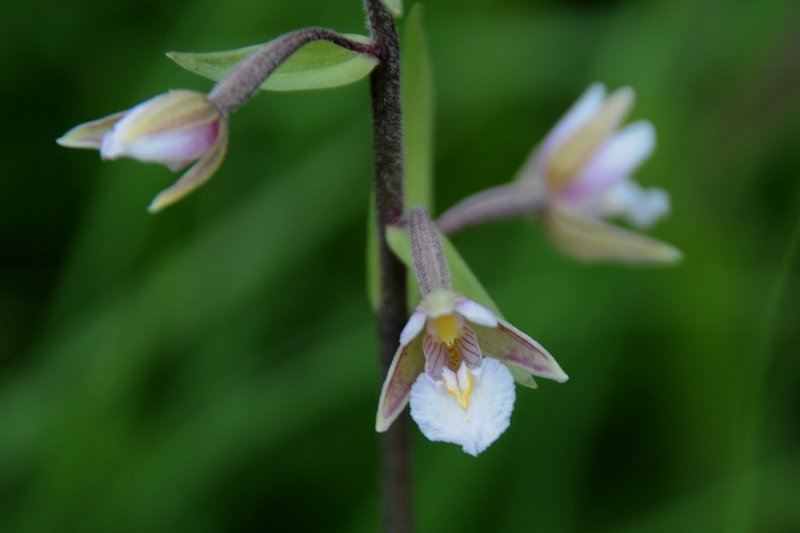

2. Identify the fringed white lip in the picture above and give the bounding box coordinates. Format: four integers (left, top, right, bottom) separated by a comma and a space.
409, 358, 516, 457
375, 290, 568, 443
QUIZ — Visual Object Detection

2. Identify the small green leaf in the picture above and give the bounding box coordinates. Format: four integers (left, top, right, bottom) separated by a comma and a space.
168, 34, 377, 92
402, 4, 434, 211
382, 0, 403, 17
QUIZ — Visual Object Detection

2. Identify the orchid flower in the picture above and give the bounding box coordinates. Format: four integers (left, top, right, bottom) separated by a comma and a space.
437, 83, 681, 264
376, 207, 568, 456
526, 83, 680, 262
57, 90, 227, 213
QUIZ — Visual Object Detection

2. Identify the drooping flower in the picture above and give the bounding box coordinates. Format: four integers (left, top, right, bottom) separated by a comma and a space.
57, 90, 227, 213
376, 207, 568, 456
436, 83, 680, 264
525, 83, 680, 262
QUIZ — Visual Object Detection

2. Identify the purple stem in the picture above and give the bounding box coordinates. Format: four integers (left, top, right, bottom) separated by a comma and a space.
364, 1, 412, 532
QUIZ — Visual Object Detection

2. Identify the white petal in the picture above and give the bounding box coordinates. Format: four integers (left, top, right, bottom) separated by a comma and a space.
399, 310, 426, 346
543, 84, 607, 156
409, 359, 515, 456
455, 299, 498, 327
561, 121, 655, 203
580, 178, 671, 229
523, 83, 606, 178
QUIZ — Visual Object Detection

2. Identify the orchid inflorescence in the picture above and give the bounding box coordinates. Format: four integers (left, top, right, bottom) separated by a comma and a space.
57, 0, 679, 458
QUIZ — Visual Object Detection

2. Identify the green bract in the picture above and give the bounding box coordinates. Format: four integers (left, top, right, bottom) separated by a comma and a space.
168, 34, 377, 92
402, 4, 434, 211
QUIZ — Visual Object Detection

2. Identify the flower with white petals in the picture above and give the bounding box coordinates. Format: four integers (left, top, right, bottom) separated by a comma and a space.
376, 207, 568, 456
377, 287, 568, 456
526, 83, 680, 263
57, 90, 227, 213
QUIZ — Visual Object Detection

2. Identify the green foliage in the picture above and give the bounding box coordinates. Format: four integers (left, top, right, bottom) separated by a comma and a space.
168, 34, 377, 92
401, 4, 434, 211
4, 0, 800, 531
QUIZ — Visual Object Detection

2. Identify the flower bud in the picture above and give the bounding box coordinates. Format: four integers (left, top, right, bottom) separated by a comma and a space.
57, 90, 228, 213
99, 91, 221, 168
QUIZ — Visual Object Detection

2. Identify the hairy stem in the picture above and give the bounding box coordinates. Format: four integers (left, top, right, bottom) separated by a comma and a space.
209, 27, 375, 114
365, 1, 411, 532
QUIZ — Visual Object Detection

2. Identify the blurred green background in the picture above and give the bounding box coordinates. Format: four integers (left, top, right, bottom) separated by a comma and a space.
2, 0, 799, 531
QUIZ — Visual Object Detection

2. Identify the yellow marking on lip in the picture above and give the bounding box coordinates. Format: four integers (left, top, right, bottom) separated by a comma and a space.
446, 370, 474, 410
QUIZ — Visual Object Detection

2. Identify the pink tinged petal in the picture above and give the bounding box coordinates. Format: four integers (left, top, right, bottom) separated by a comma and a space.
546, 87, 635, 190
409, 359, 515, 456
100, 90, 221, 166
422, 334, 447, 377
531, 84, 607, 176
147, 121, 229, 213
399, 310, 426, 346
376, 334, 425, 432
102, 117, 220, 165
56, 111, 126, 149
455, 299, 498, 327
561, 121, 655, 203
456, 325, 482, 368
544, 202, 683, 264
471, 320, 568, 383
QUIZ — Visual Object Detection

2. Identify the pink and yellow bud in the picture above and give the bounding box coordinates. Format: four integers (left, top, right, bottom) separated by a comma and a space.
57, 90, 228, 213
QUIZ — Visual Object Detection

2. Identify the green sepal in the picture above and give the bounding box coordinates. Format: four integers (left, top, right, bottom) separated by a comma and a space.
168, 34, 377, 92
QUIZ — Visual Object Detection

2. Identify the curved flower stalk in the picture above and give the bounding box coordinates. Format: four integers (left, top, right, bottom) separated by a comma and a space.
437, 83, 681, 264
57, 28, 377, 213
377, 207, 568, 456
58, 90, 227, 213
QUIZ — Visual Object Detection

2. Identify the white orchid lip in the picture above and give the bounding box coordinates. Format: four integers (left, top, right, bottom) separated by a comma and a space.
409, 358, 516, 456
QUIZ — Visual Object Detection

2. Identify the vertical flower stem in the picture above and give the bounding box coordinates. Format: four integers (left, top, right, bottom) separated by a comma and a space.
365, 1, 411, 532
